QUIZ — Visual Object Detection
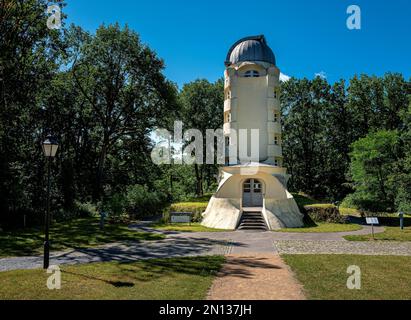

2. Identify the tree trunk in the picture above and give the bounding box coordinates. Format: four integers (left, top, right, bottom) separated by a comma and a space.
194, 164, 203, 197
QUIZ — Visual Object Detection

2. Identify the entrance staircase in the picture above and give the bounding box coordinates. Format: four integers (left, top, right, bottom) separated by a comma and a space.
237, 209, 268, 231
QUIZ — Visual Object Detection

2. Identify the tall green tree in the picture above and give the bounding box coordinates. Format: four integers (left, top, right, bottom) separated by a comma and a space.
179, 79, 224, 196
69, 24, 178, 200
0, 0, 64, 219
348, 130, 400, 211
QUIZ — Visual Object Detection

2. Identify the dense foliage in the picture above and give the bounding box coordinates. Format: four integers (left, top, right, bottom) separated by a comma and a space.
1, 2, 410, 229
281, 75, 411, 212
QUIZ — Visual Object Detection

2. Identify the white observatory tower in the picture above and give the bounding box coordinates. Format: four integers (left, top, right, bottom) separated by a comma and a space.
202, 35, 303, 230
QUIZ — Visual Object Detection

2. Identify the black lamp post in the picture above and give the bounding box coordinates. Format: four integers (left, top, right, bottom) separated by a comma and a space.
42, 134, 59, 269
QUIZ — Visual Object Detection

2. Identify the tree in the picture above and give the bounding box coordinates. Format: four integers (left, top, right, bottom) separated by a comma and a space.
179, 79, 224, 196
70, 24, 178, 200
0, 0, 65, 220
348, 130, 400, 211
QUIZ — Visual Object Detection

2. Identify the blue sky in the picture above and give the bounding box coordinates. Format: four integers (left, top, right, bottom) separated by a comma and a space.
65, 0, 411, 87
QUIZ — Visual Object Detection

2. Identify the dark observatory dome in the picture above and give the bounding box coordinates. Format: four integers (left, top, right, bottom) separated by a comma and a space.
225, 35, 276, 66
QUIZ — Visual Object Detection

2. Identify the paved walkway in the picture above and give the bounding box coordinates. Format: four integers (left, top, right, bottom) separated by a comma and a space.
2, 225, 411, 273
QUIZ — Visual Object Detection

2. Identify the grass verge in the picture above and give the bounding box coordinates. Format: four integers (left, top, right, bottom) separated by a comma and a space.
276, 222, 362, 233
0, 217, 164, 258
0, 256, 225, 300
282, 254, 411, 300
150, 222, 229, 232
344, 226, 411, 241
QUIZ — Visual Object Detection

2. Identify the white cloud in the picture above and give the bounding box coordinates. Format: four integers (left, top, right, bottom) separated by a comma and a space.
280, 72, 291, 82
314, 71, 327, 79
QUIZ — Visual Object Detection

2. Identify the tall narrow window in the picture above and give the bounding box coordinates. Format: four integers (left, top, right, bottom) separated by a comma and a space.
274, 87, 280, 99
225, 136, 230, 146
274, 112, 279, 122
225, 90, 231, 100
225, 112, 231, 123
274, 136, 279, 145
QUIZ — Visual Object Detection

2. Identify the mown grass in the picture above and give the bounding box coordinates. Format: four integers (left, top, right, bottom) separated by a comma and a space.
150, 222, 229, 233
275, 222, 362, 233
292, 193, 325, 208
344, 226, 411, 241
0, 217, 164, 258
0, 256, 225, 300
282, 254, 411, 300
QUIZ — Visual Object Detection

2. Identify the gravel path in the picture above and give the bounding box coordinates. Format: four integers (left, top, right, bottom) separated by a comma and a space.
274, 240, 411, 256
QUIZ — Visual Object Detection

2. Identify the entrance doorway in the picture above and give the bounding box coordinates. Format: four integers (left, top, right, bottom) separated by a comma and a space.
242, 179, 263, 207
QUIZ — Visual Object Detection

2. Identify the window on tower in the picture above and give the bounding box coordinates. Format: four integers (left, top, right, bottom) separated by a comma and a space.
224, 112, 231, 123
225, 90, 231, 100
274, 87, 280, 99
274, 112, 279, 122
244, 70, 260, 78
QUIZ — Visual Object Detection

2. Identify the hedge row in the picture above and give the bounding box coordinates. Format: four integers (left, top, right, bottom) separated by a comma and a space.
303, 204, 348, 224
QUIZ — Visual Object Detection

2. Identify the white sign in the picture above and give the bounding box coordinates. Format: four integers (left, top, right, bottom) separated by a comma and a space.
366, 217, 379, 225
170, 213, 192, 223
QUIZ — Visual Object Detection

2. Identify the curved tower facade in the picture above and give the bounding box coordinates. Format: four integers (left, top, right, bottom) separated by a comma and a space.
202, 35, 303, 230
224, 35, 283, 166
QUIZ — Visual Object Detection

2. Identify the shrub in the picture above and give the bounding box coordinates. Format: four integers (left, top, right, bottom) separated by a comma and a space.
162, 202, 209, 223
304, 204, 348, 224
341, 193, 393, 213
125, 185, 166, 218
74, 201, 99, 217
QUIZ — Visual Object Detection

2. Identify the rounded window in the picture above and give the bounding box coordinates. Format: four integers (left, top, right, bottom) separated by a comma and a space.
244, 70, 260, 78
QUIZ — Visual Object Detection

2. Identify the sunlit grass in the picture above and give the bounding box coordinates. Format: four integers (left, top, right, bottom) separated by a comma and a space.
275, 222, 362, 233
0, 256, 225, 300
150, 222, 229, 232
0, 217, 164, 258
344, 226, 411, 241
283, 254, 411, 300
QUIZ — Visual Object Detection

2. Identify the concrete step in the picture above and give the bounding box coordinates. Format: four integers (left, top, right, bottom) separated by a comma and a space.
237, 211, 267, 231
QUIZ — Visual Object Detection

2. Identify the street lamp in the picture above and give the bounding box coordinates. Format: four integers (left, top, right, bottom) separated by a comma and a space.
42, 134, 58, 269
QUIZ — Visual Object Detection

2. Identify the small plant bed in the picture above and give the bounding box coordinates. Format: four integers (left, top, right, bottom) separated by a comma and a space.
344, 226, 411, 241
162, 202, 209, 223
275, 222, 362, 233
0, 256, 225, 300
0, 217, 164, 258
150, 222, 229, 233
282, 254, 411, 300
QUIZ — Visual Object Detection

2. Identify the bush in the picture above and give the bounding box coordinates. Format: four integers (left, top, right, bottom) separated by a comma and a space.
102, 193, 127, 220
341, 193, 393, 213
304, 204, 348, 224
162, 202, 209, 223
125, 185, 166, 218
74, 201, 99, 217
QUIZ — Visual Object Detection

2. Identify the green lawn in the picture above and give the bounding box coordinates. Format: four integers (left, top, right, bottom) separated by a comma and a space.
292, 193, 326, 208
344, 226, 411, 241
0, 256, 224, 300
0, 217, 164, 258
151, 222, 230, 232
283, 254, 411, 300
276, 222, 362, 233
